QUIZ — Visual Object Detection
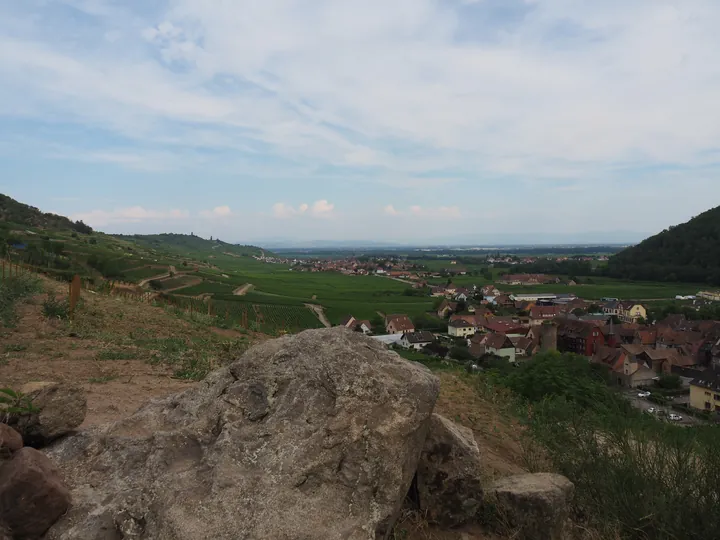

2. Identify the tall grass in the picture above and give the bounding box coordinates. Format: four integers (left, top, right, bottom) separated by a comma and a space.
493, 352, 720, 540
0, 274, 41, 327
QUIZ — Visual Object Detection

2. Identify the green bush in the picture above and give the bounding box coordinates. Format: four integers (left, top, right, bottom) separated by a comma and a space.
0, 387, 38, 422
492, 350, 720, 539
657, 374, 682, 390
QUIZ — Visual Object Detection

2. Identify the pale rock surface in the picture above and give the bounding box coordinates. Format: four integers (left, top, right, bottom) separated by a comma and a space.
45, 328, 440, 540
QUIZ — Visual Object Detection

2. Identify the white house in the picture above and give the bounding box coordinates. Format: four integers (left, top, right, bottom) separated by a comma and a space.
448, 319, 476, 338
400, 331, 435, 350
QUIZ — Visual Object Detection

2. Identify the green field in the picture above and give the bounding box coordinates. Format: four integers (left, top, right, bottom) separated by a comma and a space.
166, 295, 324, 334
175, 281, 236, 296
123, 266, 169, 282
491, 278, 701, 300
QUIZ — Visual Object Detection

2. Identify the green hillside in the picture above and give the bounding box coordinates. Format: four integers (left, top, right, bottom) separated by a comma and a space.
609, 206, 720, 285
0, 193, 92, 234
0, 195, 267, 282
115, 233, 267, 258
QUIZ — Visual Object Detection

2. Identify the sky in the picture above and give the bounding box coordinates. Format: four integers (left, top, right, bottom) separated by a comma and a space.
1, 0, 720, 245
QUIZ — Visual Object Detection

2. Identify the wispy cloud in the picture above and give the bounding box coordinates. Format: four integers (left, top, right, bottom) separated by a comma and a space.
272, 200, 335, 219
200, 205, 233, 218
3, 0, 720, 241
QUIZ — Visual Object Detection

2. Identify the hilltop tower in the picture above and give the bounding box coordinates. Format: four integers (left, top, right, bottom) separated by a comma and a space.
539, 321, 558, 352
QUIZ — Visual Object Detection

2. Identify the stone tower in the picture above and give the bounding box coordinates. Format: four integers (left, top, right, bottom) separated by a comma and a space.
539, 321, 558, 352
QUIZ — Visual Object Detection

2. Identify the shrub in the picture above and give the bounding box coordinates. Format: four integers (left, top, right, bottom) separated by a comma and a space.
0, 387, 38, 422
657, 374, 682, 390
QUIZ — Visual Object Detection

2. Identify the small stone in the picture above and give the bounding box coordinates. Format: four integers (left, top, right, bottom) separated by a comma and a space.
415, 414, 484, 528
0, 447, 71, 538
12, 382, 87, 447
486, 473, 574, 540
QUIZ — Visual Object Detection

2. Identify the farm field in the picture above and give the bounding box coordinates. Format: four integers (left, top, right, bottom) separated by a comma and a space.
489, 278, 701, 300
166, 295, 324, 335
123, 266, 170, 282
175, 281, 236, 296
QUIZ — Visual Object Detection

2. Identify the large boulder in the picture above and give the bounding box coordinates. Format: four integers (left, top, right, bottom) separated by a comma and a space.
486, 473, 574, 540
0, 447, 71, 539
414, 414, 483, 528
0, 425, 22, 459
12, 382, 87, 447
45, 328, 440, 540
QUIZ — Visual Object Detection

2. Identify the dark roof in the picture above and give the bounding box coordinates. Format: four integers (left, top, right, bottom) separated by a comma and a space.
339, 315, 355, 327
691, 370, 720, 392
449, 319, 474, 328
404, 331, 435, 344
485, 333, 512, 350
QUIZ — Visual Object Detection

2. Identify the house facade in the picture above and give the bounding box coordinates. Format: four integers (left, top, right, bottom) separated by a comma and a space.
690, 371, 720, 412
448, 319, 476, 338
386, 315, 415, 335
484, 333, 517, 363
400, 331, 435, 350
557, 320, 606, 356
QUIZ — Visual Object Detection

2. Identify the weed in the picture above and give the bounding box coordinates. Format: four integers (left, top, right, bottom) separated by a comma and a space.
0, 387, 39, 423
88, 375, 118, 384
42, 294, 70, 320
4, 343, 28, 353
0, 274, 41, 327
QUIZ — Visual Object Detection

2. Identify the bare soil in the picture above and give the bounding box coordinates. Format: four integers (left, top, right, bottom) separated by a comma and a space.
0, 277, 254, 427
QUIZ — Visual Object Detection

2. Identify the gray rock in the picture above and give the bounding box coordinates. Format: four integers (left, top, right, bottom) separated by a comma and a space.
0, 425, 23, 459
415, 414, 483, 528
12, 382, 87, 447
486, 473, 574, 540
0, 447, 71, 539
45, 328, 440, 540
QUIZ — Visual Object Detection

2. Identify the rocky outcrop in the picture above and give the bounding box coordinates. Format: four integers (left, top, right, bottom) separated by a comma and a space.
0, 447, 71, 539
45, 328, 440, 540
13, 382, 86, 447
415, 414, 483, 528
0, 425, 22, 459
486, 473, 574, 540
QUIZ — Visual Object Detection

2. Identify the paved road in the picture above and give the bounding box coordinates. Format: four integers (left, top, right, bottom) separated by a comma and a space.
623, 389, 700, 425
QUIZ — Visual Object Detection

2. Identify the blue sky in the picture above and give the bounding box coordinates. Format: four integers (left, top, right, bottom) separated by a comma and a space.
2, 0, 720, 244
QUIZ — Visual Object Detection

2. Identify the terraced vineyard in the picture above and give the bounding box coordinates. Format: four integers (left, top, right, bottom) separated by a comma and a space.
165, 295, 324, 335
175, 281, 236, 296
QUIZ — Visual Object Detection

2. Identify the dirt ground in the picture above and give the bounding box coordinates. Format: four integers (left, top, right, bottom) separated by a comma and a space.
0, 277, 254, 427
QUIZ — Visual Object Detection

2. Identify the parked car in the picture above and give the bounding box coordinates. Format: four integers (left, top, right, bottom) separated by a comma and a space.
638, 391, 651, 398
647, 407, 656, 414
669, 413, 683, 421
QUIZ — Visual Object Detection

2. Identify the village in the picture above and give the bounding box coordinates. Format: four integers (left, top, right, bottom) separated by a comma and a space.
333, 273, 720, 421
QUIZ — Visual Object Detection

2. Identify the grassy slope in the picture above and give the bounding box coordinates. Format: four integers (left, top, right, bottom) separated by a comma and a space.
0, 274, 255, 426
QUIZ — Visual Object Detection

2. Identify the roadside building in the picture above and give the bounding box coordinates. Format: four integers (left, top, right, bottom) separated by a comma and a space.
690, 371, 720, 412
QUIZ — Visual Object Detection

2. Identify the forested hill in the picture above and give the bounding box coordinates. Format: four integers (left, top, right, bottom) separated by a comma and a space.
608, 206, 720, 285
0, 193, 92, 233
